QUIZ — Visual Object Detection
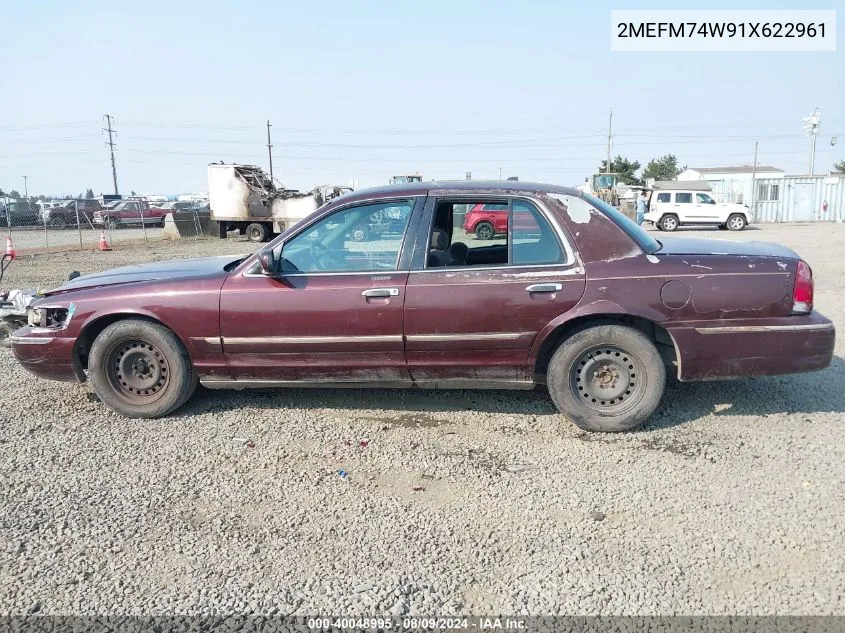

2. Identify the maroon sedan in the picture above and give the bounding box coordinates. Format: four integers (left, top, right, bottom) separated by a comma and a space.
11, 182, 835, 432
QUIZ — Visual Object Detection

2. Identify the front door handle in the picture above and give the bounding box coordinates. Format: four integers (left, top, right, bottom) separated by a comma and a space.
362, 287, 400, 298
526, 283, 562, 293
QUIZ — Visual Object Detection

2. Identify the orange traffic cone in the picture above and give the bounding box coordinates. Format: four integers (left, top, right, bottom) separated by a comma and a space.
98, 230, 112, 252
4, 235, 15, 260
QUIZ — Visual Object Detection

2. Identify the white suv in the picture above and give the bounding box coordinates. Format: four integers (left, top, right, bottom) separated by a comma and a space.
645, 190, 751, 231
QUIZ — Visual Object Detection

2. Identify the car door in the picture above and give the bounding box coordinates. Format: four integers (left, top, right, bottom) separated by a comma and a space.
218, 196, 423, 383
672, 192, 693, 221
403, 195, 586, 385
693, 192, 720, 221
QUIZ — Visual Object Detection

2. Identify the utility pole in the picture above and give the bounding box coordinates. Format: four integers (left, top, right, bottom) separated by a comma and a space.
606, 108, 613, 173
266, 120, 274, 181
802, 108, 821, 176
750, 141, 758, 222
103, 114, 119, 195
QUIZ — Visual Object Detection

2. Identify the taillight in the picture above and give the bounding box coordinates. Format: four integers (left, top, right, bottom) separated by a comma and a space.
792, 260, 813, 313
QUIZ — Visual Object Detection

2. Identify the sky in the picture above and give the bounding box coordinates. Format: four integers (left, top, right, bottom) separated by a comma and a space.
1, 0, 842, 197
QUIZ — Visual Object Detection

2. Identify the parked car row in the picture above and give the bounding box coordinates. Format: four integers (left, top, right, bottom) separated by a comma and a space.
0, 198, 207, 229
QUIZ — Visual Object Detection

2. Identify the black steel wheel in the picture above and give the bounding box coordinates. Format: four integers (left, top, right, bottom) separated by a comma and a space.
246, 222, 269, 243
547, 324, 666, 432
570, 345, 647, 415
89, 319, 197, 418
475, 221, 495, 240
107, 340, 171, 403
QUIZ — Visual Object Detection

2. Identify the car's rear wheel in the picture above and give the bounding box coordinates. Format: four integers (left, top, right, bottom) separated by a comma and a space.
88, 319, 197, 418
727, 213, 747, 231
546, 324, 666, 432
104, 216, 119, 230
48, 216, 67, 230
659, 214, 679, 232
246, 222, 270, 243
475, 221, 495, 240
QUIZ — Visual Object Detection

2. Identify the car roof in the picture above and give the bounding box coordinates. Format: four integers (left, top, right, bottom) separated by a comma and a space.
336, 180, 583, 204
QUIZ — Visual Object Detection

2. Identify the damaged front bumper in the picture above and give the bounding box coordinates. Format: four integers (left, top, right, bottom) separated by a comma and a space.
11, 327, 84, 382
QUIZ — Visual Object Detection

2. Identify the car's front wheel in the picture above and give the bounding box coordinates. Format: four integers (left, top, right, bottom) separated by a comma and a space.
88, 319, 197, 418
546, 324, 666, 432
726, 213, 747, 231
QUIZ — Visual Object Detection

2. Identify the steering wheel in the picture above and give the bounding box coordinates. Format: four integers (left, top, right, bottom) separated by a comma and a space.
307, 241, 334, 271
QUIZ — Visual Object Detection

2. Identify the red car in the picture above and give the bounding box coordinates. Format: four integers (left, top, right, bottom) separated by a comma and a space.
11, 181, 835, 432
92, 199, 165, 229
463, 202, 540, 240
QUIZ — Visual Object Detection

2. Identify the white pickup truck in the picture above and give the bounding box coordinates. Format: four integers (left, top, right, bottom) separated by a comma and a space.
645, 190, 751, 231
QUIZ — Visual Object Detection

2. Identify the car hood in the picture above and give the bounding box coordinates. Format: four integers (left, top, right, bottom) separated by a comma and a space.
46, 255, 246, 295
656, 236, 800, 259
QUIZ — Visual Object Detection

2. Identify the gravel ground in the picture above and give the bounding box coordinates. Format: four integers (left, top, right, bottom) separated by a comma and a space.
1, 224, 843, 616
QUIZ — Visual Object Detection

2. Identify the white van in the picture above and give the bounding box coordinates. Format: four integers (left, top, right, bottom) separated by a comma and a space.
645, 190, 751, 231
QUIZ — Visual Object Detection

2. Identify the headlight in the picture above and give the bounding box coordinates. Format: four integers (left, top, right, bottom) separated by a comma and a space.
28, 308, 43, 327
28, 303, 75, 329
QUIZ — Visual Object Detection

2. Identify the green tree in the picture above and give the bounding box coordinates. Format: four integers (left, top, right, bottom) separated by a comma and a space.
130, 190, 136, 196
85, 188, 95, 199
598, 155, 642, 185
9, 189, 21, 198
642, 154, 684, 182
834, 160, 845, 174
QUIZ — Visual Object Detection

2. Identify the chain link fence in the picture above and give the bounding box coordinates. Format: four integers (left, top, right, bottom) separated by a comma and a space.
1, 197, 211, 255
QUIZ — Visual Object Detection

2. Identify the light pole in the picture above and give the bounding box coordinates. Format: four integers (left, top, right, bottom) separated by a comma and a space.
830, 136, 838, 175
802, 108, 821, 176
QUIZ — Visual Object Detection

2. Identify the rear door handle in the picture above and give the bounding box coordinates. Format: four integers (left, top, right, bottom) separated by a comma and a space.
526, 283, 562, 293
362, 287, 400, 298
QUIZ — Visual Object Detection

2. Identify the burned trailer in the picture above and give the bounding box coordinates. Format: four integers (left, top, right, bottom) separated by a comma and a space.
208, 163, 351, 242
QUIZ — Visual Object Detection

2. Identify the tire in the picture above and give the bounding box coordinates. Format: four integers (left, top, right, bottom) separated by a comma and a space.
726, 213, 747, 231
246, 222, 269, 243
88, 319, 198, 418
0, 322, 14, 349
351, 228, 367, 242
475, 221, 495, 240
546, 324, 666, 432
104, 216, 119, 230
48, 216, 67, 230
659, 214, 679, 232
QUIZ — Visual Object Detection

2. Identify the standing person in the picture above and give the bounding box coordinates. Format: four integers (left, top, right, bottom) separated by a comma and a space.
636, 190, 648, 226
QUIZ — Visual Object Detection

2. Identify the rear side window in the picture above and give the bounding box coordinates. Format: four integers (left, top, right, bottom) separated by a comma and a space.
675, 193, 692, 203
512, 200, 563, 265
656, 192, 671, 203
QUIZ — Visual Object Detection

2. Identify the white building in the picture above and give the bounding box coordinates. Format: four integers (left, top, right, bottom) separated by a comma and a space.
678, 165, 785, 205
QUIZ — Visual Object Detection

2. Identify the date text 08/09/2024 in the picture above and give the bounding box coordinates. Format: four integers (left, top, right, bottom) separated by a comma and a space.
308, 617, 527, 630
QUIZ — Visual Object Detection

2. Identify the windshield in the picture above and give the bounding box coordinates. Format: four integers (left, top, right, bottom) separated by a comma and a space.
582, 193, 662, 254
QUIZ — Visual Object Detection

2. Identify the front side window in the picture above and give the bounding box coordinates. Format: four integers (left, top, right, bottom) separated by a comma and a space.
656, 192, 671, 203
696, 193, 715, 204
675, 193, 692, 204
280, 200, 413, 274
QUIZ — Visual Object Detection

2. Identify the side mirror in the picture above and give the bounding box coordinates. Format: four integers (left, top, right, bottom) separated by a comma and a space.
257, 247, 277, 275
